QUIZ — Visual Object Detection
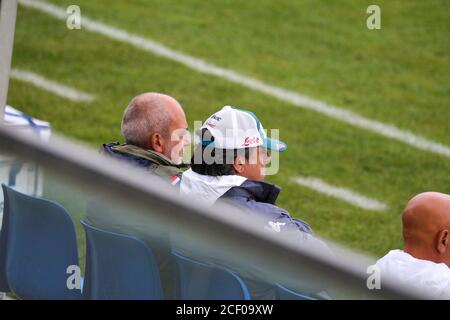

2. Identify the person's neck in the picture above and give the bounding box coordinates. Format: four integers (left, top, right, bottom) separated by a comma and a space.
404, 245, 445, 265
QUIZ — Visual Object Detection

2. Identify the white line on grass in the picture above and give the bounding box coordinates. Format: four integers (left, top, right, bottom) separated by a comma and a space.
19, 0, 450, 159
294, 176, 388, 211
10, 68, 95, 103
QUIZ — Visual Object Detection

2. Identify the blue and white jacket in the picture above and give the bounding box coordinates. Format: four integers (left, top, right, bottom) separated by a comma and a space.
180, 169, 313, 236
179, 169, 334, 298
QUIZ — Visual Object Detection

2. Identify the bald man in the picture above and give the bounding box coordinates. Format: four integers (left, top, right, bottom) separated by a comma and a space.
91, 93, 191, 299
102, 92, 191, 181
376, 192, 450, 299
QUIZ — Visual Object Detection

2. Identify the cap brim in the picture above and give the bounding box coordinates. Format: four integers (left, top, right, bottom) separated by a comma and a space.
263, 138, 287, 152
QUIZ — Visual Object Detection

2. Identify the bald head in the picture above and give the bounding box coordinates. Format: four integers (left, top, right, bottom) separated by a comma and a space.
403, 192, 450, 266
121, 92, 189, 162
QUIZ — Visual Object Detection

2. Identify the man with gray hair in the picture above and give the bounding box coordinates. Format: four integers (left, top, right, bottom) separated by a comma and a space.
90, 93, 190, 298
102, 92, 190, 181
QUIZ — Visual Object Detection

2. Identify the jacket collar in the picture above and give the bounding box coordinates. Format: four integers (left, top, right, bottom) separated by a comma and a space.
103, 142, 189, 168
180, 169, 247, 205
221, 179, 281, 204
110, 143, 179, 167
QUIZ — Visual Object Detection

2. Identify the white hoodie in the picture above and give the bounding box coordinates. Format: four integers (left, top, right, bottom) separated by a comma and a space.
375, 249, 450, 299
180, 168, 247, 206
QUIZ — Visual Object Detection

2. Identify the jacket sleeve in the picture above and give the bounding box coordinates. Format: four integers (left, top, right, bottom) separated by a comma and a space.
273, 206, 314, 235
247, 201, 314, 236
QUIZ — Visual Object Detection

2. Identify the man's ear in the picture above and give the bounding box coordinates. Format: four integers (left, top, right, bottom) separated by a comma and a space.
232, 156, 245, 174
436, 229, 449, 254
149, 132, 164, 153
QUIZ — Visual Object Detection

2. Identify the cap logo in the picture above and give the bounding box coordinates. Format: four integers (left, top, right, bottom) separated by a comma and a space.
205, 114, 222, 128
242, 136, 260, 147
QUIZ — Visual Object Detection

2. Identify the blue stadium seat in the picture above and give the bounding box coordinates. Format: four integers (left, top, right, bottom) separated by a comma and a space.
81, 220, 163, 300
0, 184, 81, 299
173, 251, 251, 300
0, 189, 10, 293
275, 283, 316, 300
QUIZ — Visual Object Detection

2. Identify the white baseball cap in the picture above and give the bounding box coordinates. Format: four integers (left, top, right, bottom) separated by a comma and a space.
198, 106, 287, 152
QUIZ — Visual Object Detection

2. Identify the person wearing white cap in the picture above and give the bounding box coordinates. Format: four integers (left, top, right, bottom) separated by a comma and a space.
181, 105, 291, 202
180, 106, 309, 233
179, 106, 328, 299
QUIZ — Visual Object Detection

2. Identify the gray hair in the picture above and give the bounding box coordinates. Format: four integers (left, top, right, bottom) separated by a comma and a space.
121, 93, 172, 148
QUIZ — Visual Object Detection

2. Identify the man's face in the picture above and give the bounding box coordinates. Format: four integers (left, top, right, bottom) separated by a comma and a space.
164, 109, 190, 164
235, 147, 271, 181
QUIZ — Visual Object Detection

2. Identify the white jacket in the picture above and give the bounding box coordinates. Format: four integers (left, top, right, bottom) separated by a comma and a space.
375, 249, 450, 299
180, 168, 246, 206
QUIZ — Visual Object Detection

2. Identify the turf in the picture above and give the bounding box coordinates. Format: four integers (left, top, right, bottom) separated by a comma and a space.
6, 0, 450, 258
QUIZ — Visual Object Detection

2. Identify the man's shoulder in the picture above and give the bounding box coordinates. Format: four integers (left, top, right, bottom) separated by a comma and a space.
100, 142, 153, 167
376, 250, 450, 299
100, 142, 184, 179
100, 141, 121, 155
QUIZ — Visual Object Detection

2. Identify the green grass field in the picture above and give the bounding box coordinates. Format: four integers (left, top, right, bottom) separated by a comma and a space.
7, 0, 450, 258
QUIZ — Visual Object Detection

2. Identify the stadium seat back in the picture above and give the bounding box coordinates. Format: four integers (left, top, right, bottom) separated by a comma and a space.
81, 220, 163, 300
0, 184, 81, 299
173, 251, 251, 300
